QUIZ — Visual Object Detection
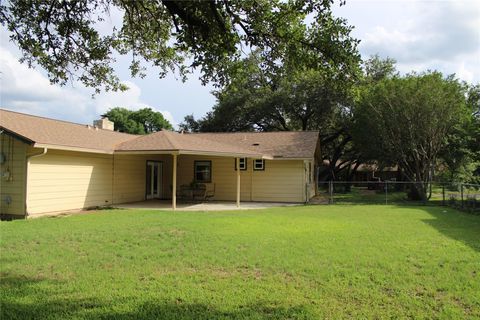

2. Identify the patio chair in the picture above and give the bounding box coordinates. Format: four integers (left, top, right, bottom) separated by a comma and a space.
193, 184, 207, 201
205, 183, 215, 202
178, 185, 192, 201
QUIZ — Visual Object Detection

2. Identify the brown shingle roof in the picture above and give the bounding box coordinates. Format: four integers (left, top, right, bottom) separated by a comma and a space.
0, 109, 137, 152
116, 130, 263, 157
191, 131, 319, 159
0, 109, 319, 158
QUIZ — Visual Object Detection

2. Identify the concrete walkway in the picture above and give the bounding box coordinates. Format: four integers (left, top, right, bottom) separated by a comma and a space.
115, 200, 298, 211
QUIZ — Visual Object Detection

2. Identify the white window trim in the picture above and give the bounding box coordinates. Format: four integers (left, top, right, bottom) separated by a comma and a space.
235, 158, 247, 171
253, 159, 265, 171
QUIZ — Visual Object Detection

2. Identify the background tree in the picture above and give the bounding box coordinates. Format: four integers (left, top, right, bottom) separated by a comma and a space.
180, 40, 360, 129
363, 54, 398, 82
180, 53, 362, 181
1, 0, 353, 92
318, 55, 398, 182
438, 84, 480, 184
103, 107, 172, 134
352, 72, 469, 200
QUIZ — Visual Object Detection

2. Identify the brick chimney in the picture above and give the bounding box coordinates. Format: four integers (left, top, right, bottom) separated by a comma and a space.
93, 117, 114, 131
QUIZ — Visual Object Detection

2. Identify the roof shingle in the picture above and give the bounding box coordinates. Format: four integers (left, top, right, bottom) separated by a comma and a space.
0, 109, 136, 152
116, 131, 263, 157
1, 109, 319, 158
192, 131, 319, 159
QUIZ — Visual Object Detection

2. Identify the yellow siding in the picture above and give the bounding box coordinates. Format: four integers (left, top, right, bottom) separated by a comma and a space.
176, 156, 305, 203
26, 149, 310, 216
252, 160, 304, 202
27, 151, 174, 216
305, 160, 316, 200
176, 155, 253, 201
0, 136, 27, 216
113, 154, 172, 203
27, 149, 113, 215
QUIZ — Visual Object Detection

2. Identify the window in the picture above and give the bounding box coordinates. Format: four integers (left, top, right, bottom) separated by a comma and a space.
234, 158, 247, 171
253, 159, 265, 171
194, 161, 212, 182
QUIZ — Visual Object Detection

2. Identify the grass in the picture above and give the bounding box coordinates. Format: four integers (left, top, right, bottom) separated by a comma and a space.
1, 205, 479, 319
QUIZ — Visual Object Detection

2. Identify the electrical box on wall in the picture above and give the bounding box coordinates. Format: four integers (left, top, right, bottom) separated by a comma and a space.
3, 195, 12, 205
2, 169, 11, 180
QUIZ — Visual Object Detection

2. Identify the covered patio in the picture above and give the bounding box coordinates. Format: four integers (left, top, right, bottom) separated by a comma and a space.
115, 130, 267, 210
114, 200, 298, 211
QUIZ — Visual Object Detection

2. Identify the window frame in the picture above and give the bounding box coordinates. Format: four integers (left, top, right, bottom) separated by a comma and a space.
234, 158, 247, 171
194, 160, 212, 183
253, 159, 265, 171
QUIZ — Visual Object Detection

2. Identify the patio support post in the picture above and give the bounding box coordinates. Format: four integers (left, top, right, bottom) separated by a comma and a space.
172, 153, 177, 210
236, 157, 241, 207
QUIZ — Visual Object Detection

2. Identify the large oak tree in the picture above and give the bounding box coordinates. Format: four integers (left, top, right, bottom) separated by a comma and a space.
1, 0, 354, 92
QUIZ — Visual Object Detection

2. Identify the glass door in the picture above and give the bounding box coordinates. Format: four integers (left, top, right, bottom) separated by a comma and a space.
146, 161, 162, 199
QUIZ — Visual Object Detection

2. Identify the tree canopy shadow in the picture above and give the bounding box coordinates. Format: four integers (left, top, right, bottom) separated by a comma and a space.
98, 301, 315, 320
416, 206, 480, 253
1, 273, 315, 320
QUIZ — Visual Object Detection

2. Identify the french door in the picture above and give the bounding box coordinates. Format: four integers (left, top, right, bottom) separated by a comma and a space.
146, 161, 162, 199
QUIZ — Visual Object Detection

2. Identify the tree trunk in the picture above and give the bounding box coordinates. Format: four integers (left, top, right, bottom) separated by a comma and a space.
395, 166, 403, 191
408, 182, 427, 201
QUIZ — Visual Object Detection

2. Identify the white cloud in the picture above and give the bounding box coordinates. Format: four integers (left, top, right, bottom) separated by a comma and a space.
94, 80, 145, 115
1, 0, 478, 129
0, 47, 64, 102
158, 110, 176, 128
0, 46, 178, 128
456, 62, 474, 83
348, 0, 480, 83
93, 81, 178, 127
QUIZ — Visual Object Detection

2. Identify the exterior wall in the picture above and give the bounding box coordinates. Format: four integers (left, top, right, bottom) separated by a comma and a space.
27, 151, 174, 216
113, 154, 172, 203
176, 155, 253, 201
251, 160, 305, 203
305, 160, 316, 200
177, 156, 307, 203
25, 150, 312, 216
26, 149, 114, 216
0, 135, 27, 216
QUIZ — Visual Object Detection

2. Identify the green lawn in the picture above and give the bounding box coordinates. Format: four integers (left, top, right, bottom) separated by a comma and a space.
1, 205, 479, 319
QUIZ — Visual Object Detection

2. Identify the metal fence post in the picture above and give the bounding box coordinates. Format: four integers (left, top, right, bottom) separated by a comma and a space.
461, 183, 464, 209
442, 184, 445, 206
385, 180, 388, 205
329, 181, 333, 204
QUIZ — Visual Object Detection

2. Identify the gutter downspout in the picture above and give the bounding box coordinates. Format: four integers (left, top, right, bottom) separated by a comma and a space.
25, 148, 48, 217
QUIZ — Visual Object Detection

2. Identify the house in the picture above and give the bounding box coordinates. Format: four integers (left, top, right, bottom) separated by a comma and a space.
0, 109, 320, 218
319, 160, 400, 182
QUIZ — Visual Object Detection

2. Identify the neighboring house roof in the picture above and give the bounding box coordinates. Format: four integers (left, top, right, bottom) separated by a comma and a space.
0, 109, 136, 152
193, 131, 319, 159
0, 109, 318, 158
321, 160, 398, 172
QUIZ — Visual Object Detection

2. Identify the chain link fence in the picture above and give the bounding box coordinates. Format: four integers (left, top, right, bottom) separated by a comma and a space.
315, 181, 480, 213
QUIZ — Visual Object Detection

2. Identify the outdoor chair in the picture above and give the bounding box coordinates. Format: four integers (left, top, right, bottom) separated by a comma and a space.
205, 183, 215, 201
192, 184, 207, 201
178, 185, 192, 201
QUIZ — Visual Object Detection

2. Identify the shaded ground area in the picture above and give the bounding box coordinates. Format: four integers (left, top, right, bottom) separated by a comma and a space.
116, 200, 298, 211
1, 205, 479, 319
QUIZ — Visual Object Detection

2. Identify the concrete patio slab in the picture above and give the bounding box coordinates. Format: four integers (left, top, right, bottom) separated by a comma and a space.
115, 200, 299, 211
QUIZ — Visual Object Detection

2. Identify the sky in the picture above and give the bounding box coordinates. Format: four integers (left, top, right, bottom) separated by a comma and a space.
0, 0, 479, 129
